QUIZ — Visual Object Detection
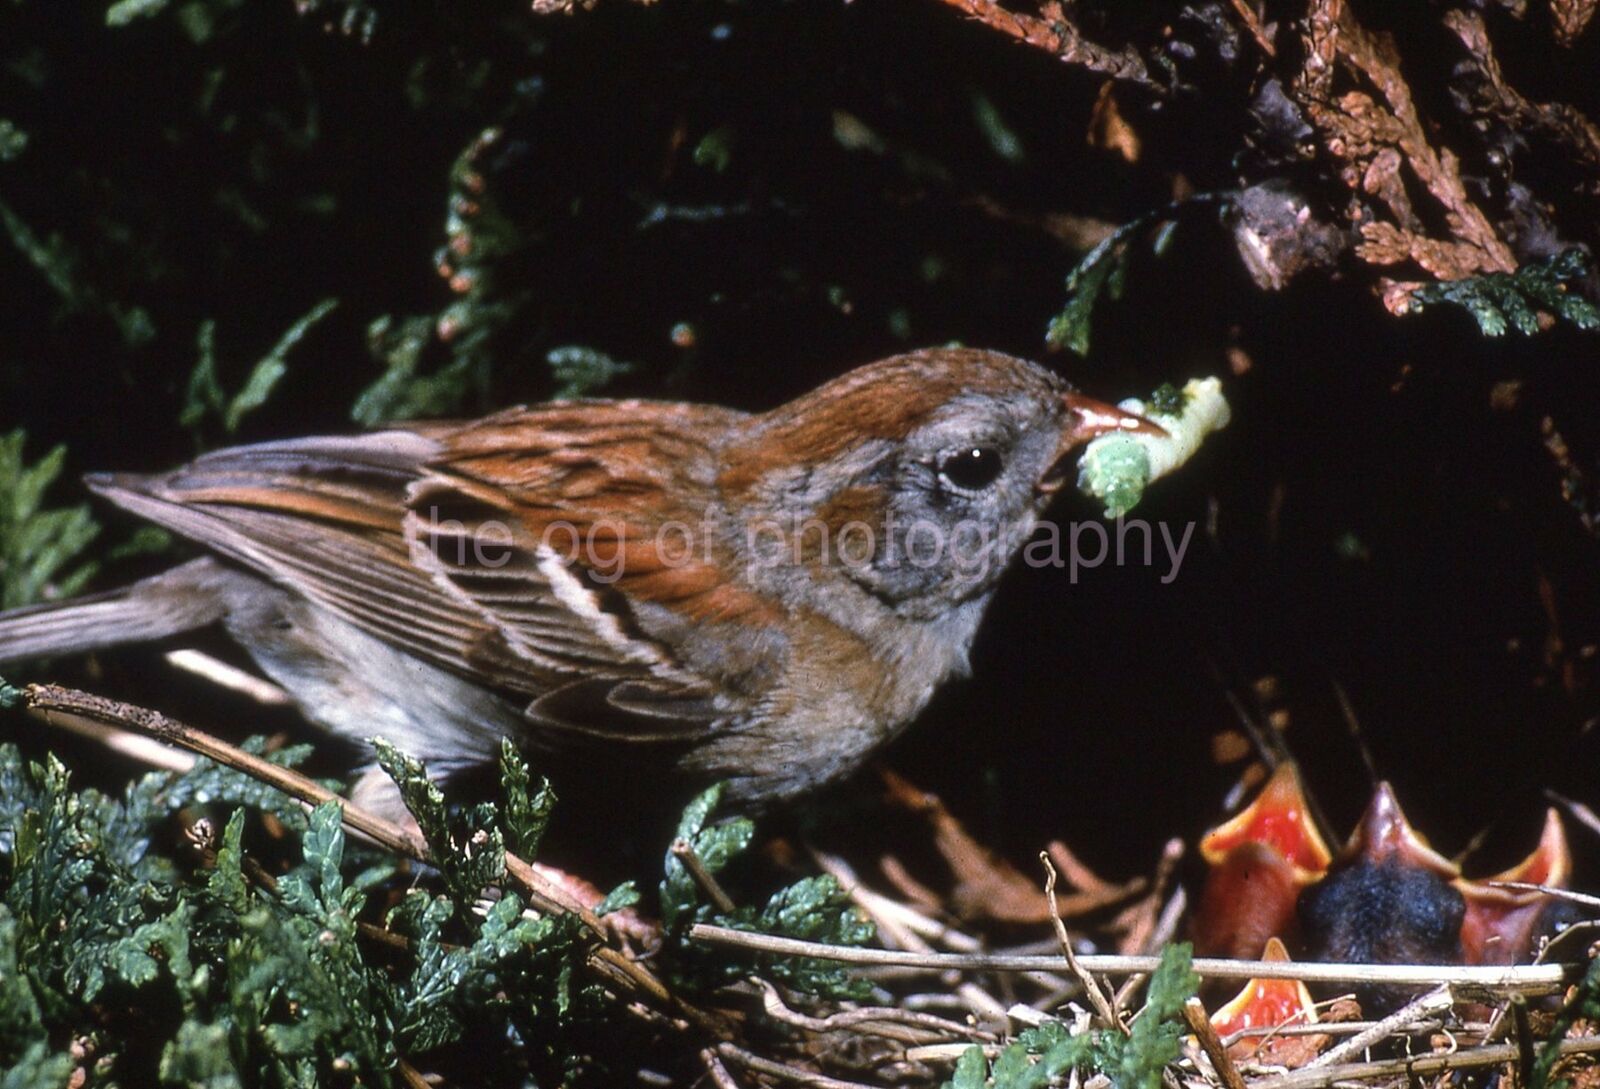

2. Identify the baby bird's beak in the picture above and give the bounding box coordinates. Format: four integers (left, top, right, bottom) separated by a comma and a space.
1192, 763, 1332, 960
1456, 809, 1571, 966
1062, 390, 1168, 445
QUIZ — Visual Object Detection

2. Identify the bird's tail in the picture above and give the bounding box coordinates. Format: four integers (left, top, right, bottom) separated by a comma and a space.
0, 557, 231, 668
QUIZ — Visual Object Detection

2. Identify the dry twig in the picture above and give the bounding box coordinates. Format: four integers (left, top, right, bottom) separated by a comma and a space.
1254, 1036, 1600, 1089
1303, 985, 1452, 1068
1182, 997, 1249, 1089
688, 924, 1574, 995
1044, 853, 1125, 1032
928, 0, 1156, 88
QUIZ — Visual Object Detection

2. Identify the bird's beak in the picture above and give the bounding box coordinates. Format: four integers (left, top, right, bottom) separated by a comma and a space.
1200, 762, 1332, 879
1061, 391, 1168, 445
1208, 937, 1328, 1064
1192, 763, 1331, 960
1039, 391, 1168, 495
1455, 809, 1570, 966
1340, 782, 1459, 877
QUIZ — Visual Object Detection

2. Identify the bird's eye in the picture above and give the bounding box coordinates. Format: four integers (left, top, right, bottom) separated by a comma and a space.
938, 447, 1004, 491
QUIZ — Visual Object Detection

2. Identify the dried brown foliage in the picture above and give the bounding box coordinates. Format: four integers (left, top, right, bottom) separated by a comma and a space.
915, 0, 1600, 314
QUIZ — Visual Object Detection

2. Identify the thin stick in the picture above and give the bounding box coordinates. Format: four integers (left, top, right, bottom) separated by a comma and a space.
1252, 1036, 1600, 1089
715, 1042, 882, 1089
1304, 985, 1452, 1068
1513, 996, 1536, 1089
1181, 998, 1248, 1089
1328, 677, 1378, 787
702, 1048, 743, 1089
1221, 1018, 1453, 1043
812, 846, 986, 951
811, 847, 1009, 1021
753, 979, 991, 1043
672, 839, 737, 914
1043, 853, 1124, 1031
902, 1042, 997, 1062
27, 706, 196, 772
29, 684, 432, 856
687, 924, 1573, 994
929, 0, 1157, 88
1491, 882, 1600, 909
1206, 658, 1287, 770
1226, 0, 1276, 56
1547, 789, 1600, 841
1115, 839, 1186, 1011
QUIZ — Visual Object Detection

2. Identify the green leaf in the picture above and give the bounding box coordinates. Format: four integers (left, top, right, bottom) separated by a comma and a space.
498, 740, 555, 861
546, 344, 634, 401
1117, 943, 1198, 1089
971, 92, 1024, 165
0, 198, 155, 346
205, 810, 250, 914
944, 945, 1197, 1089
949, 1045, 989, 1089
158, 1020, 242, 1089
223, 298, 338, 433
1403, 249, 1600, 337
692, 126, 737, 173
372, 739, 449, 847
0, 1042, 73, 1089
1045, 196, 1228, 356
106, 0, 172, 26
179, 320, 224, 432
0, 907, 47, 1058
1531, 954, 1600, 1089
596, 882, 640, 917
1046, 230, 1132, 357
351, 314, 453, 426
373, 740, 504, 902
660, 785, 754, 932
0, 431, 101, 610
750, 875, 874, 996
674, 783, 724, 844
300, 802, 348, 910
0, 120, 27, 163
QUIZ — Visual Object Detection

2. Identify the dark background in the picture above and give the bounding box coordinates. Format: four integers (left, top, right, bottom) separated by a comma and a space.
3, 0, 1599, 894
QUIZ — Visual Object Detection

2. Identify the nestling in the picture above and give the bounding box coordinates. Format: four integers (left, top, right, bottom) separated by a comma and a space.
0, 348, 1156, 818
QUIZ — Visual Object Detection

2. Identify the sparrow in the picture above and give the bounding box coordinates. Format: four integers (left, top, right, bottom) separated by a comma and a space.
0, 348, 1157, 820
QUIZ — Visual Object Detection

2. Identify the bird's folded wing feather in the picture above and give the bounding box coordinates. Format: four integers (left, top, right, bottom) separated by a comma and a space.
89, 403, 758, 741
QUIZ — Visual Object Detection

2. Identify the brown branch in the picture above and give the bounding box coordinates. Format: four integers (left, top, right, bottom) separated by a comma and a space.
1043, 853, 1125, 1032
672, 838, 738, 915
1181, 998, 1249, 1089
1443, 8, 1600, 176
1227, 0, 1276, 57
1552, 0, 1599, 47
1301, 985, 1452, 1068
715, 1042, 884, 1089
928, 0, 1157, 89
1254, 1036, 1600, 1089
395, 1060, 433, 1089
1291, 0, 1518, 287
753, 979, 992, 1045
